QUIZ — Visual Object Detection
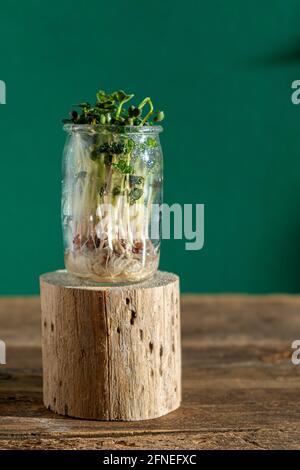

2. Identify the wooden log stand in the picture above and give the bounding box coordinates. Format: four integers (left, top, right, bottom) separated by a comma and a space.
40, 270, 181, 421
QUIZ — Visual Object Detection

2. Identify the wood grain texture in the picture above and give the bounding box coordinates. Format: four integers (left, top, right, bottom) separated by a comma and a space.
0, 294, 300, 449
40, 271, 181, 421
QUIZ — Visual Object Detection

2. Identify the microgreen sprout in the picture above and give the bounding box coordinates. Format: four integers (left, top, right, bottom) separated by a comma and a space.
63, 89, 165, 126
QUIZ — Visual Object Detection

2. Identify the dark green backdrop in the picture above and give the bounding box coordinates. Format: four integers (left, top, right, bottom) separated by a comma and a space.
1, 0, 300, 294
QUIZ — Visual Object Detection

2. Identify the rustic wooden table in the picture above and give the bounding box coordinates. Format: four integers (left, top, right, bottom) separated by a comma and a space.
0, 295, 299, 450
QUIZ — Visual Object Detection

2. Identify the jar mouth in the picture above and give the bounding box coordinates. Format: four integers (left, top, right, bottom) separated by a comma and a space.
63, 124, 163, 135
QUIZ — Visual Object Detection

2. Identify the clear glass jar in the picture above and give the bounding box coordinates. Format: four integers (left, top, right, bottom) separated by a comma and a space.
62, 125, 163, 283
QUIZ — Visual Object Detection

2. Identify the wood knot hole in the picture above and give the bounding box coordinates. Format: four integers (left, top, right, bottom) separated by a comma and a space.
130, 310, 137, 325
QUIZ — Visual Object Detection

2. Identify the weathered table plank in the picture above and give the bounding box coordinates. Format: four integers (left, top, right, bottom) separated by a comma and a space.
0, 295, 300, 449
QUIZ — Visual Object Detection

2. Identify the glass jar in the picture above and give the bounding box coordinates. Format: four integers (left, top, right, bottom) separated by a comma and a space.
62, 125, 163, 283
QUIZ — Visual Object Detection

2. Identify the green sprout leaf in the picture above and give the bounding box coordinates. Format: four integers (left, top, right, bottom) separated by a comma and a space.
96, 90, 109, 103
153, 111, 165, 122
112, 160, 134, 174
146, 137, 157, 148
124, 138, 135, 153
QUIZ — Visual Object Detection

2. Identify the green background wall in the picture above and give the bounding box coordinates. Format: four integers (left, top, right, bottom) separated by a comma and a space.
1, 0, 300, 294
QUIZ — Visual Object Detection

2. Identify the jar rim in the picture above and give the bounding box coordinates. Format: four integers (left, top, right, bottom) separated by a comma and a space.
63, 124, 163, 135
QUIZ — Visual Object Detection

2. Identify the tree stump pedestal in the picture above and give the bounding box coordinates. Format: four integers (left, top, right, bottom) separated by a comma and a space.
40, 270, 181, 421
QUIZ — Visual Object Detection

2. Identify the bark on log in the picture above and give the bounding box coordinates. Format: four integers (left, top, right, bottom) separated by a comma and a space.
40, 270, 181, 421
